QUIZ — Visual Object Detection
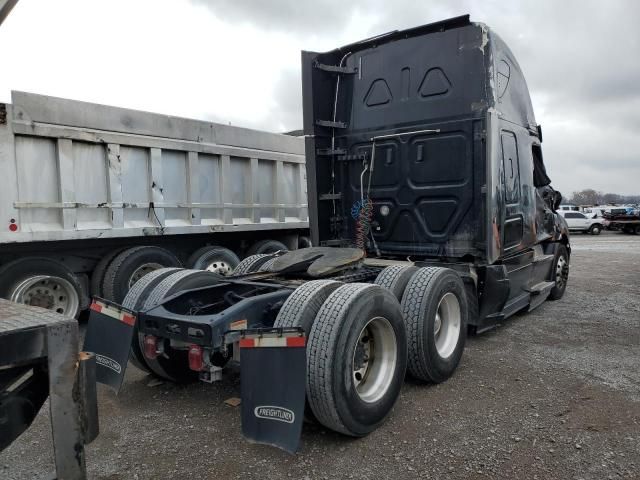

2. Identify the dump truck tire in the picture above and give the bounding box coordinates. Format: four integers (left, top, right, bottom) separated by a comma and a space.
0, 257, 85, 318
246, 239, 288, 256
374, 265, 419, 300
548, 244, 569, 300
121, 267, 182, 373
401, 267, 467, 383
298, 236, 313, 249
187, 246, 240, 275
232, 254, 273, 275
90, 248, 125, 298
307, 283, 407, 436
102, 246, 182, 303
138, 269, 221, 382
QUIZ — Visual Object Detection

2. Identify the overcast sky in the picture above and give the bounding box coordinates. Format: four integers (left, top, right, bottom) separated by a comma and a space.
1, 0, 639, 196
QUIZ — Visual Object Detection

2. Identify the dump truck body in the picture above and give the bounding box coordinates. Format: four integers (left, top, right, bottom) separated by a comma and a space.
0, 91, 307, 243
0, 91, 309, 317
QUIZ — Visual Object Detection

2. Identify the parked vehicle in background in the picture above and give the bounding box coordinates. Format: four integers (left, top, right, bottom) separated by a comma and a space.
559, 210, 603, 235
559, 204, 580, 211
0, 91, 309, 318
602, 211, 640, 234
581, 207, 603, 218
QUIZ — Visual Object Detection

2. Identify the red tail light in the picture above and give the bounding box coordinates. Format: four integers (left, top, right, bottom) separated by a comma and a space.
143, 335, 158, 360
188, 345, 204, 371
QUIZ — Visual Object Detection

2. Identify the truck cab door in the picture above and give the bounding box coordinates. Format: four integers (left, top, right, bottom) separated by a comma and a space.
499, 130, 524, 252
576, 212, 589, 229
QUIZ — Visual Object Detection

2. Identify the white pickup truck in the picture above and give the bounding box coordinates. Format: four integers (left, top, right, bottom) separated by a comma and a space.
558, 210, 603, 235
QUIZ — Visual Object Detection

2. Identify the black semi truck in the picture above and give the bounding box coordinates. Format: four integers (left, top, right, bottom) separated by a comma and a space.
86, 16, 570, 451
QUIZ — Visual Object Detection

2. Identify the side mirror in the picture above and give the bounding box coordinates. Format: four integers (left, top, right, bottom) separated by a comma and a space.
537, 125, 543, 142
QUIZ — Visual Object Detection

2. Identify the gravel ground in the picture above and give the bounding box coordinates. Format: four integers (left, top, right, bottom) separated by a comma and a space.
2, 231, 639, 479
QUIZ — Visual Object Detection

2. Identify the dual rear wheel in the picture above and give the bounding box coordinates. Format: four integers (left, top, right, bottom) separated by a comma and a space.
122, 263, 467, 438
272, 265, 467, 437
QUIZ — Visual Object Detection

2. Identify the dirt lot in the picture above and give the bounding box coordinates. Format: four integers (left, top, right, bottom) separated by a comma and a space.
2, 231, 639, 480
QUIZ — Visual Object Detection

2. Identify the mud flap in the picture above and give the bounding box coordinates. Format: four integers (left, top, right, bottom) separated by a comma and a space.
240, 328, 306, 453
83, 298, 136, 393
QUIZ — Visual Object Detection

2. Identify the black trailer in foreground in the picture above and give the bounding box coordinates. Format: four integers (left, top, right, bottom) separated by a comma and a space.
86, 16, 571, 452
0, 300, 98, 479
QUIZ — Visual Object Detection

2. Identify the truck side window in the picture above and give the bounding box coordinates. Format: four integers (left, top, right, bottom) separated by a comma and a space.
532, 144, 551, 187
500, 131, 521, 204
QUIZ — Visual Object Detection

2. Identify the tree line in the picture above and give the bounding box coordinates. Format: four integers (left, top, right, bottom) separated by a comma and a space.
568, 189, 640, 206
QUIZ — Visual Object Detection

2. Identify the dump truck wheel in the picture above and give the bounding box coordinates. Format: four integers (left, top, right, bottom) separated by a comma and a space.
0, 257, 85, 318
187, 246, 240, 275
246, 239, 288, 256
401, 267, 467, 383
307, 283, 407, 436
90, 248, 125, 298
374, 265, 419, 300
298, 236, 313, 249
548, 244, 569, 300
232, 254, 273, 275
121, 267, 183, 373
102, 246, 182, 303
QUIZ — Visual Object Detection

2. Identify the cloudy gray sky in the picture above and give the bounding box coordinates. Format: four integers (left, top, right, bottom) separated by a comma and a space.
1, 0, 639, 196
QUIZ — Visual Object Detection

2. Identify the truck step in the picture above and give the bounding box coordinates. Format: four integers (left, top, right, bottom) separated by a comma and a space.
533, 254, 554, 263
526, 281, 555, 295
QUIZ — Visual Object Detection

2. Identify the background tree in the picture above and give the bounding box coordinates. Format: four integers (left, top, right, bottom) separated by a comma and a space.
570, 189, 602, 205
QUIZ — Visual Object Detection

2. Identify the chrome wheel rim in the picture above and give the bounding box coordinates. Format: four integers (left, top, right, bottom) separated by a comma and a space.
352, 316, 397, 403
204, 260, 233, 275
129, 263, 164, 288
11, 275, 80, 316
434, 292, 461, 359
555, 255, 569, 289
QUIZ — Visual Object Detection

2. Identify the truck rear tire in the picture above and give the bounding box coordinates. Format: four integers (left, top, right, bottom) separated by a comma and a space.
306, 283, 407, 436
0, 257, 85, 318
121, 267, 182, 373
401, 267, 467, 383
258, 257, 280, 272
274, 280, 341, 336
246, 239, 288, 256
102, 246, 182, 303
232, 254, 273, 275
548, 244, 569, 300
298, 236, 313, 249
186, 246, 240, 275
274, 280, 342, 423
138, 269, 221, 382
90, 248, 125, 298
374, 265, 419, 300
